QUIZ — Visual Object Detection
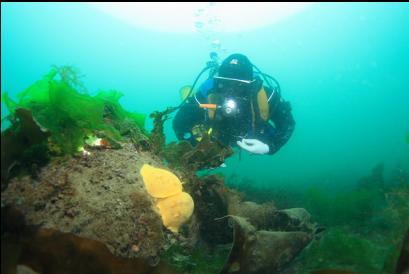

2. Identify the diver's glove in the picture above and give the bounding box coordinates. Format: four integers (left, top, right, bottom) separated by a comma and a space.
236, 139, 270, 155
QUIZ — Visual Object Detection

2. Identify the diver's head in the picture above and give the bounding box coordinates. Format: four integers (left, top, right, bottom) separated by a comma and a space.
218, 53, 253, 81
212, 54, 255, 119
214, 54, 256, 97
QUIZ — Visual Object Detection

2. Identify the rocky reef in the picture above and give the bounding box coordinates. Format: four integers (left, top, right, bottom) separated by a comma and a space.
0, 68, 330, 274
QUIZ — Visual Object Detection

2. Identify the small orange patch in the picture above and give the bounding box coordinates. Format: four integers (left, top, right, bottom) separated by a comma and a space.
100, 139, 111, 148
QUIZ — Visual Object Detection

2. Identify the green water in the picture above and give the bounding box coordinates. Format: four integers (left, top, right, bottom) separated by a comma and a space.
2, 3, 409, 273
2, 3, 408, 188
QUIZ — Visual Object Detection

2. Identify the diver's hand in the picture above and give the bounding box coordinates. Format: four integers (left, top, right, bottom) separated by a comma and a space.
237, 139, 270, 154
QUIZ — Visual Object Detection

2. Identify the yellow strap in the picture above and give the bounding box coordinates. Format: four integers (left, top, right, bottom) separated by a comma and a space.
257, 86, 269, 121
199, 104, 217, 109
207, 94, 217, 119
250, 100, 256, 131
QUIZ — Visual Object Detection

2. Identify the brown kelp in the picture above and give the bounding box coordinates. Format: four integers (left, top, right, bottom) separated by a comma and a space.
220, 216, 312, 274
162, 135, 233, 175
149, 109, 173, 155
1, 206, 179, 274
1, 108, 50, 187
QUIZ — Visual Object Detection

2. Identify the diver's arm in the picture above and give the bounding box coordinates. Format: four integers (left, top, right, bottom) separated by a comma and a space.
172, 99, 205, 144
267, 93, 295, 154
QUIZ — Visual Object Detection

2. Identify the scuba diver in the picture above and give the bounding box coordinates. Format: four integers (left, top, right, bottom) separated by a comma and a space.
172, 53, 295, 155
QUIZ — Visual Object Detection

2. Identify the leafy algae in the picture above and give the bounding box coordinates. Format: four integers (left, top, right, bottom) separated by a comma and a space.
1, 66, 146, 185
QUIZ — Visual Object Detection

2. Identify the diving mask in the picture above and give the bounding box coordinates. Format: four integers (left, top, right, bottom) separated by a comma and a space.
214, 76, 255, 97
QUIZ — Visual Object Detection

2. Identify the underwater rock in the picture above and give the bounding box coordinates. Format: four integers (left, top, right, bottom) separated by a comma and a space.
270, 208, 318, 234
223, 185, 318, 233
1, 205, 27, 235
211, 186, 319, 273
1, 108, 50, 189
220, 216, 312, 274
0, 206, 179, 274
227, 198, 277, 231
1, 142, 169, 259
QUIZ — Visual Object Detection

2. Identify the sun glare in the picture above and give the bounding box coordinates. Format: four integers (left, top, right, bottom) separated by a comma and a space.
88, 2, 314, 33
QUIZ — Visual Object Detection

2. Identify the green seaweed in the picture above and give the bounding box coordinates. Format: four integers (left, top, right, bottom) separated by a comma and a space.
227, 167, 409, 274
1, 66, 148, 187
298, 228, 385, 274
96, 90, 145, 130
301, 184, 406, 273
1, 66, 146, 156
303, 187, 385, 228
162, 242, 230, 274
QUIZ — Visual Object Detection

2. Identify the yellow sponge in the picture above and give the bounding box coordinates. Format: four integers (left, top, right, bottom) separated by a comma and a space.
140, 164, 183, 198
156, 192, 194, 233
140, 164, 194, 233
